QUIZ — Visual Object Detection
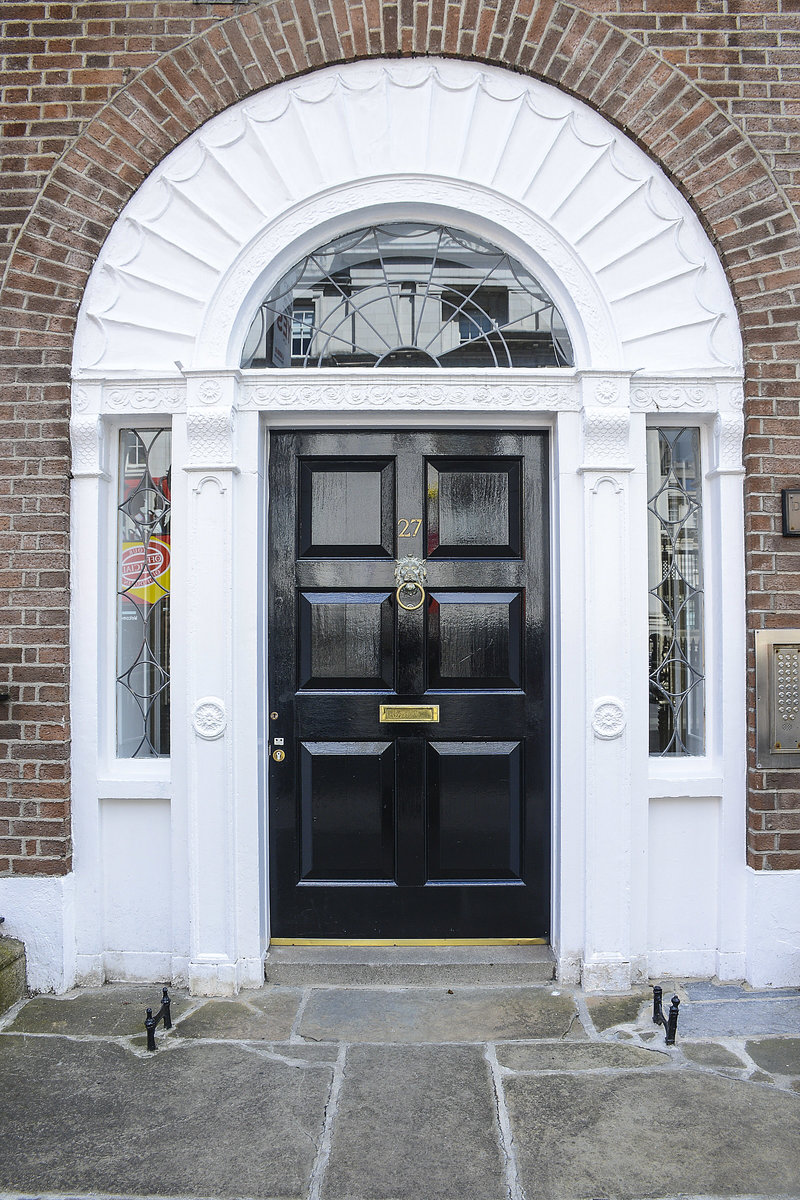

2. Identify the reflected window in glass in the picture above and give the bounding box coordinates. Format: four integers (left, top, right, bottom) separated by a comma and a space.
116, 429, 171, 758
241, 223, 573, 369
647, 427, 704, 756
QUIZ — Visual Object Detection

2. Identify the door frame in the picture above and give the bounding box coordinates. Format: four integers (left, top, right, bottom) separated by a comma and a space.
258, 404, 567, 964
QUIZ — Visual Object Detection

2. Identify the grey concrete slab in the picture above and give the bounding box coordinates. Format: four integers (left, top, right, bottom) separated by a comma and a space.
265, 945, 555, 987
176, 991, 302, 1040
679, 999, 800, 1038
681, 1042, 747, 1069
585, 991, 649, 1031
496, 1041, 669, 1071
322, 1044, 505, 1200
504, 1070, 800, 1200
0, 1036, 332, 1198
684, 981, 800, 1001
4, 986, 176, 1037
746, 1037, 800, 1076
300, 986, 579, 1043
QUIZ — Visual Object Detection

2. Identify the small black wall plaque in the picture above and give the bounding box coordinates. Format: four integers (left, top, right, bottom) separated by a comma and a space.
782, 489, 800, 536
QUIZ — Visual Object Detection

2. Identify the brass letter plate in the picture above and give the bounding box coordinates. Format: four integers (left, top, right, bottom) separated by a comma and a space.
379, 704, 440, 723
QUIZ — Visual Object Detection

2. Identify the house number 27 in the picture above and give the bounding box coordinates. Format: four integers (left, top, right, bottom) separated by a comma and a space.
397, 518, 422, 537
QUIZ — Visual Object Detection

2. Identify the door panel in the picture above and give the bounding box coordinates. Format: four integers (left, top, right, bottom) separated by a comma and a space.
298, 591, 394, 690
268, 429, 550, 939
298, 741, 395, 881
428, 591, 523, 689
427, 741, 523, 880
427, 458, 522, 558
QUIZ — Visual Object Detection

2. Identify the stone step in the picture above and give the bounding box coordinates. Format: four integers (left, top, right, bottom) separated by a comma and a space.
264, 944, 555, 987
0, 936, 26, 1016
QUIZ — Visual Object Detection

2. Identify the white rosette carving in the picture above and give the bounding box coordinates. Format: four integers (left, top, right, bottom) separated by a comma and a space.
591, 698, 626, 740
192, 697, 227, 740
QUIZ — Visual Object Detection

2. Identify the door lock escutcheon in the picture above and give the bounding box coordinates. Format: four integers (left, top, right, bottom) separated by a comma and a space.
395, 555, 427, 611
272, 748, 285, 763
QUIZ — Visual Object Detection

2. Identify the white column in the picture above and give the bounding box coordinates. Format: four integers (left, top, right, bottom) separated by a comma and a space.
182, 371, 260, 995
710, 386, 748, 980
578, 374, 638, 991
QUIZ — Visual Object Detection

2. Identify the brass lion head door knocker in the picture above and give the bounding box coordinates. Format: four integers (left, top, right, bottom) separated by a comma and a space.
394, 555, 427, 611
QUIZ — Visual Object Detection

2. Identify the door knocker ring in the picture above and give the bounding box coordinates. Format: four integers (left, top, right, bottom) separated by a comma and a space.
395, 555, 427, 612
396, 582, 426, 611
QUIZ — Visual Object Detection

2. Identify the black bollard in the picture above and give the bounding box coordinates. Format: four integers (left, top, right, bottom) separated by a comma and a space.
145, 1007, 157, 1052
652, 984, 680, 1045
144, 987, 172, 1051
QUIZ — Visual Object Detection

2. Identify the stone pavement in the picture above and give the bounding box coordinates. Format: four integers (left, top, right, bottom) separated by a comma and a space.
1, 976, 800, 1200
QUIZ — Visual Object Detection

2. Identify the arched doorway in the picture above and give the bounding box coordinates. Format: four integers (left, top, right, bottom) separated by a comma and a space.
70, 59, 744, 993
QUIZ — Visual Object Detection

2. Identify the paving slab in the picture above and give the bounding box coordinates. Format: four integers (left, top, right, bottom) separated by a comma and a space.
585, 991, 649, 1031
4, 986, 175, 1037
322, 1044, 505, 1199
681, 1042, 747, 1069
684, 980, 800, 1001
746, 1036, 800, 1076
495, 1040, 669, 1071
300, 986, 579, 1043
0, 1036, 332, 1198
176, 991, 302, 1040
504, 1070, 800, 1200
679, 998, 800, 1038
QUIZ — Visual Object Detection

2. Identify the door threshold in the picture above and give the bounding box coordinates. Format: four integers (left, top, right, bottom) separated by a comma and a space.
270, 937, 549, 947
265, 941, 555, 985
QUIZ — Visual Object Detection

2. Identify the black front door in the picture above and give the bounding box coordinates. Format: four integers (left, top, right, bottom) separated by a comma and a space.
268, 430, 550, 939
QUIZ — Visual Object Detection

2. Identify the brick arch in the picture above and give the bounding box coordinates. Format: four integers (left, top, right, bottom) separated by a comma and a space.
1, 0, 798, 878
4, 0, 796, 362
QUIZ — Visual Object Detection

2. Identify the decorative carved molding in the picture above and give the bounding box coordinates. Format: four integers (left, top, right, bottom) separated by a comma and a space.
197, 379, 222, 406
72, 59, 742, 378
192, 697, 227, 740
591, 698, 626, 741
630, 382, 718, 412
70, 415, 105, 478
242, 375, 579, 412
105, 383, 184, 413
714, 409, 745, 473
581, 409, 631, 469
186, 407, 236, 470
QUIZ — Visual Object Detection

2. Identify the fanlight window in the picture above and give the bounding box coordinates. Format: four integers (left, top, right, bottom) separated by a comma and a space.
241, 224, 574, 369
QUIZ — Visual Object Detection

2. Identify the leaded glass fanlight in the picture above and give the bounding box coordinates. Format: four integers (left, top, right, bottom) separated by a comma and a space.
241, 224, 574, 369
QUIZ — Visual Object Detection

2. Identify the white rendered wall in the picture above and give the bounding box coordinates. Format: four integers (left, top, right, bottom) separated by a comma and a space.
16, 58, 778, 995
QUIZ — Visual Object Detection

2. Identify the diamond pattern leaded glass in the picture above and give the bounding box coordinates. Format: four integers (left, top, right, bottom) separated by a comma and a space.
241, 223, 574, 369
117, 429, 171, 758
647, 427, 704, 756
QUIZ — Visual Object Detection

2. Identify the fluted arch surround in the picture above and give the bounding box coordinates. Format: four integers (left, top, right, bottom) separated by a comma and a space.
73, 61, 740, 377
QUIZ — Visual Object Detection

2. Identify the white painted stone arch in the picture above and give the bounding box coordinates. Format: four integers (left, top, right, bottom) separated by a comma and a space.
73, 58, 741, 379
60, 58, 754, 999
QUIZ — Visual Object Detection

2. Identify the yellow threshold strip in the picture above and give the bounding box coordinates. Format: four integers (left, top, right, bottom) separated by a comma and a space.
270, 937, 548, 947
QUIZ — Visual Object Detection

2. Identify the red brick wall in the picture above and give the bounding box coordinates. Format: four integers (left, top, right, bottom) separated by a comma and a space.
1, 0, 799, 874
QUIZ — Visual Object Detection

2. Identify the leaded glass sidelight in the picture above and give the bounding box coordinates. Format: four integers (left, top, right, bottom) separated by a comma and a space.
241, 223, 574, 369
647, 428, 705, 756
116, 429, 171, 757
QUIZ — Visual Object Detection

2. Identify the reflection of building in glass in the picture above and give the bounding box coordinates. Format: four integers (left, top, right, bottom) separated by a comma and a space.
242, 224, 573, 370
646, 428, 704, 757
117, 429, 172, 759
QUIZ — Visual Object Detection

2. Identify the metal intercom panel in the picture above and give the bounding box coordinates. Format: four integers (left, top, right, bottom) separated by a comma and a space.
755, 630, 800, 768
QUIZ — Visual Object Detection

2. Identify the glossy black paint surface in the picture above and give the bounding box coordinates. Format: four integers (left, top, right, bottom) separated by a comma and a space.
268, 430, 550, 938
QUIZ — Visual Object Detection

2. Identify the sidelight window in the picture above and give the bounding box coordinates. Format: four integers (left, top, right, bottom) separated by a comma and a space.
241, 223, 573, 369
647, 427, 704, 756
116, 428, 171, 758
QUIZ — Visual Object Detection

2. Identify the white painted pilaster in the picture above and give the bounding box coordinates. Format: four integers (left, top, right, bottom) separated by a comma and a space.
578, 376, 636, 990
